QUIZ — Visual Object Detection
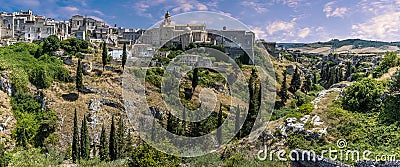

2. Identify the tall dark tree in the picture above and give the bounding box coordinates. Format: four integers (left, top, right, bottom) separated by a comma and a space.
345, 61, 352, 80
217, 104, 223, 145
302, 75, 312, 94
240, 68, 259, 137
109, 115, 117, 160
279, 70, 289, 104
192, 68, 199, 91
167, 111, 173, 133
76, 58, 83, 92
290, 67, 301, 93
72, 109, 80, 163
80, 115, 90, 160
0, 143, 6, 167
390, 68, 400, 95
151, 117, 156, 141
313, 72, 318, 84
102, 42, 108, 71
181, 108, 187, 136
99, 124, 108, 161
116, 116, 125, 159
122, 43, 127, 69
234, 105, 241, 135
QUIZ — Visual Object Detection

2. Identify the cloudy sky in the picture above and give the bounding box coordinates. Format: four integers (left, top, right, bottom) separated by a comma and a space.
1, 0, 399, 43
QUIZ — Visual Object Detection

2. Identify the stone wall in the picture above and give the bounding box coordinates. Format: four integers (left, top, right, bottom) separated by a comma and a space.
290, 149, 351, 167
291, 149, 400, 167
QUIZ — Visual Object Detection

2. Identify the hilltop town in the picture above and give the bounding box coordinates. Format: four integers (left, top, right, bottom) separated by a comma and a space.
0, 9, 400, 167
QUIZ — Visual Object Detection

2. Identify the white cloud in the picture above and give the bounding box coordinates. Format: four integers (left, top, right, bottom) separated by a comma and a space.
323, 1, 347, 18
351, 0, 400, 41
274, 0, 305, 8
133, 0, 211, 18
173, 0, 208, 12
15, 0, 40, 7
241, 1, 268, 13
351, 12, 400, 41
266, 20, 295, 35
60, 6, 79, 14
93, 10, 105, 16
298, 27, 311, 38
172, 3, 194, 12
250, 26, 267, 39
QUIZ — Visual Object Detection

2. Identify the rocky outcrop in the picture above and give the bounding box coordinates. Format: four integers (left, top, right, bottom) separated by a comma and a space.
277, 114, 327, 139
63, 57, 74, 65
0, 116, 13, 132
0, 72, 13, 96
82, 62, 92, 75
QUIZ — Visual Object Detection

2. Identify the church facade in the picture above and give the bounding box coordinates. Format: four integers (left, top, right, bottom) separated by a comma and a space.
141, 11, 208, 48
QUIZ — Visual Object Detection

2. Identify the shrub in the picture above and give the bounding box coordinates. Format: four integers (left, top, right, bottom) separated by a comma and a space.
298, 103, 314, 114
372, 52, 398, 78
342, 78, 384, 113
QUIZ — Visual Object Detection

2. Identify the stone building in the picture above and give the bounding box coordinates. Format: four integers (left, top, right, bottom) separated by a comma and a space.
0, 10, 67, 41
141, 11, 208, 48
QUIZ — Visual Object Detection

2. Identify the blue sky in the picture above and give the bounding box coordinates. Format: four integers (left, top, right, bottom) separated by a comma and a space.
1, 0, 399, 43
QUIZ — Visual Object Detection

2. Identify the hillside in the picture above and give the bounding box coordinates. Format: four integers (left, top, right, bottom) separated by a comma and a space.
1, 36, 400, 166
282, 39, 400, 56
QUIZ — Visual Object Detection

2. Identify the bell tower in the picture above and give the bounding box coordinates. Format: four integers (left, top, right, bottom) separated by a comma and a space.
163, 11, 171, 25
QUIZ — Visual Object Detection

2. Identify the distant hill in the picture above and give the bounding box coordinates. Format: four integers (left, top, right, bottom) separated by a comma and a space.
279, 39, 400, 49
278, 39, 400, 55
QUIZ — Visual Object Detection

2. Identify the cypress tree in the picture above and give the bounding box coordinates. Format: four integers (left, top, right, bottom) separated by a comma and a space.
313, 72, 318, 84
116, 116, 125, 159
302, 75, 312, 94
181, 108, 187, 136
122, 43, 127, 69
151, 117, 156, 141
99, 124, 108, 161
80, 115, 90, 160
192, 68, 199, 91
279, 70, 289, 104
109, 115, 116, 160
93, 143, 97, 159
0, 143, 5, 167
241, 68, 258, 137
102, 42, 108, 71
167, 111, 173, 133
234, 105, 241, 134
72, 109, 80, 163
76, 58, 83, 92
290, 67, 301, 93
217, 104, 223, 145
345, 61, 352, 80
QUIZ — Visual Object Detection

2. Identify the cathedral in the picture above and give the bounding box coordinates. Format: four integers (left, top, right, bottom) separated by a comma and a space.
141, 11, 208, 48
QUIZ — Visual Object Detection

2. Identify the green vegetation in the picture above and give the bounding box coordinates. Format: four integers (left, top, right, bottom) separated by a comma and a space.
42, 35, 60, 54
289, 66, 301, 93
99, 124, 109, 161
109, 115, 116, 161
129, 142, 181, 167
80, 115, 90, 160
372, 52, 399, 78
121, 43, 127, 69
0, 43, 70, 90
102, 42, 108, 71
72, 109, 79, 163
342, 78, 384, 113
60, 38, 89, 55
76, 58, 83, 92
